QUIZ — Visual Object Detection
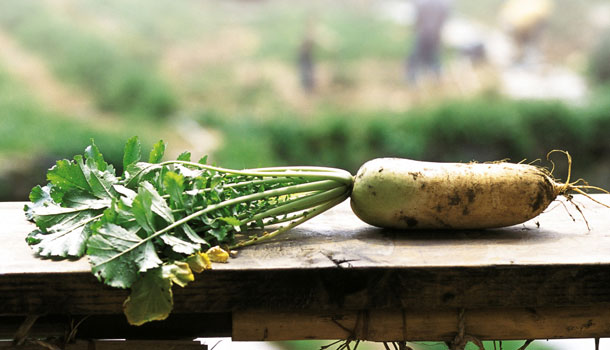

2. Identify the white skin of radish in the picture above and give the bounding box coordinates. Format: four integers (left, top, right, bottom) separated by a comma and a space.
350, 158, 559, 229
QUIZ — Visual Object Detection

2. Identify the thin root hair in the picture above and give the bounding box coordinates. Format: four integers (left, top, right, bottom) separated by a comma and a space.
564, 195, 592, 231
546, 150, 610, 211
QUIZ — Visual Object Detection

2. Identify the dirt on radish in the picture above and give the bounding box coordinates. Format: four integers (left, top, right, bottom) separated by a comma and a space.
350, 152, 609, 230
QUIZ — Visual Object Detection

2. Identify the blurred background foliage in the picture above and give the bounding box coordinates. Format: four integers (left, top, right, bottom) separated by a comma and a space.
1, 0, 609, 348
1, 0, 609, 203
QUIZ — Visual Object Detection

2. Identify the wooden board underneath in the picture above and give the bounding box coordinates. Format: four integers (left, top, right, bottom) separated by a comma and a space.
1, 195, 610, 341
1, 340, 206, 350
3, 195, 610, 275
233, 306, 610, 341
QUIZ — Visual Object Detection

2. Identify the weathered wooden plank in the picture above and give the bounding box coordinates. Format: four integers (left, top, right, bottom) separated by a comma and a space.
1, 195, 610, 341
3, 263, 610, 315
2, 196, 610, 315
233, 306, 610, 341
3, 195, 610, 274
0, 314, 231, 340
0, 340, 206, 350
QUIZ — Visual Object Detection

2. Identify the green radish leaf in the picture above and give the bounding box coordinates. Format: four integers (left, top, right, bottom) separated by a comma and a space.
46, 141, 118, 201
142, 182, 174, 224
123, 262, 194, 326
123, 267, 173, 326
24, 185, 54, 221
27, 197, 108, 231
24, 136, 353, 326
85, 141, 108, 172
176, 151, 191, 162
47, 157, 91, 194
209, 226, 229, 242
219, 216, 241, 226
163, 171, 185, 208
148, 140, 166, 164
131, 186, 156, 234
160, 234, 200, 255
198, 155, 208, 164
25, 209, 97, 258
88, 222, 162, 288
181, 224, 208, 245
113, 185, 137, 203
25, 169, 112, 258
123, 162, 161, 189
80, 155, 117, 199
123, 136, 142, 170
131, 182, 174, 234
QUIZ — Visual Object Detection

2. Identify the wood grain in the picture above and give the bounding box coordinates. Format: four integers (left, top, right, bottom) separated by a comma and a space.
233, 306, 610, 341
0, 313, 231, 340
0, 340, 206, 350
1, 194, 610, 341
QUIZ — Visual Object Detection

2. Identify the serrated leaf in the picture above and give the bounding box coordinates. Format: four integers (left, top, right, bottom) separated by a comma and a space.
160, 232, 200, 255
219, 216, 241, 226
148, 140, 166, 164
198, 155, 208, 164
29, 198, 108, 230
25, 185, 53, 221
131, 186, 155, 234
113, 185, 137, 203
176, 151, 191, 162
131, 182, 175, 235
28, 184, 50, 204
124, 162, 161, 188
174, 164, 203, 179
47, 157, 91, 193
61, 191, 112, 209
123, 268, 173, 326
123, 136, 142, 170
209, 226, 228, 242
182, 224, 208, 245
80, 156, 117, 199
46, 146, 118, 201
25, 210, 96, 258
85, 140, 108, 172
88, 223, 162, 288
163, 171, 184, 208
25, 189, 109, 258
146, 182, 174, 221
25, 150, 115, 258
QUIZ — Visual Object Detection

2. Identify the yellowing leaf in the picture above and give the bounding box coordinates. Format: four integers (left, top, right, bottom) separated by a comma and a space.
206, 246, 229, 263
123, 268, 172, 326
187, 252, 212, 273
162, 261, 194, 287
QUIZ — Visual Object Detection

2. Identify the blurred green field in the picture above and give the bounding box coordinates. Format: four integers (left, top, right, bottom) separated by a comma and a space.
1, 0, 609, 201
0, 0, 608, 195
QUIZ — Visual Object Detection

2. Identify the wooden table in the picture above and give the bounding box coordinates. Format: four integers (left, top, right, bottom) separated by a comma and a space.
2, 195, 610, 346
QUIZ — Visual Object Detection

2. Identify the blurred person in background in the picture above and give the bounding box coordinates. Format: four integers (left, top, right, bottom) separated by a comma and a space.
499, 0, 554, 66
298, 14, 316, 94
406, 0, 452, 85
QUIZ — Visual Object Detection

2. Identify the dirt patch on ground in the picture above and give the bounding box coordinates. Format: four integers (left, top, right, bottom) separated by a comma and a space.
161, 26, 260, 81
